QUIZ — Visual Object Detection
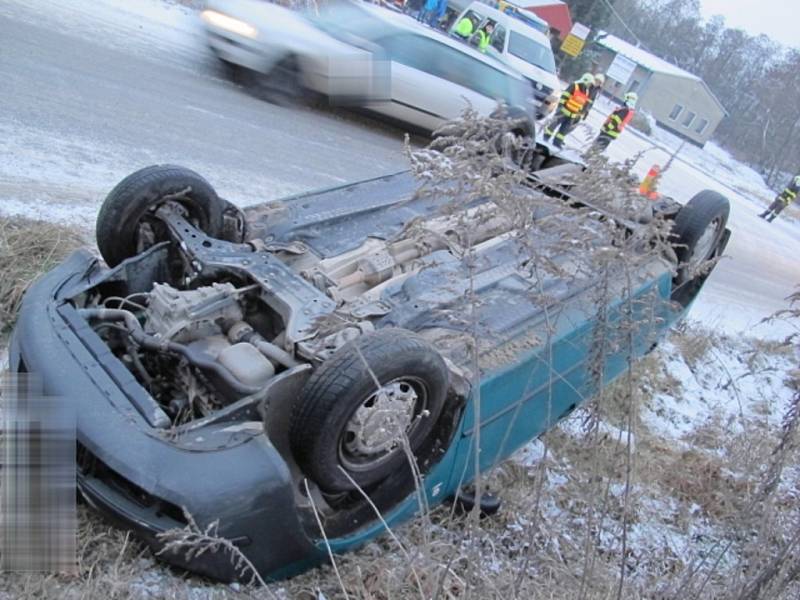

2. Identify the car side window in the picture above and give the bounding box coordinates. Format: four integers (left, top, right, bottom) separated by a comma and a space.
378, 33, 515, 105
468, 61, 514, 103
435, 45, 514, 103
378, 34, 431, 70
455, 10, 486, 47
461, 10, 485, 28
491, 25, 507, 52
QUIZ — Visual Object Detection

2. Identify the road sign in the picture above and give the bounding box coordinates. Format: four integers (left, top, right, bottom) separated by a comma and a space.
561, 35, 585, 57
571, 23, 591, 40
607, 53, 637, 85
560, 22, 590, 57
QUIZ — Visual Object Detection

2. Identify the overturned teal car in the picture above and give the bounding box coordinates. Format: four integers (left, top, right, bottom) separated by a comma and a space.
8, 157, 730, 581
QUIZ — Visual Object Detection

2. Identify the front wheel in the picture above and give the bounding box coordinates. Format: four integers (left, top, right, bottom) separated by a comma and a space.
95, 165, 226, 267
289, 329, 449, 493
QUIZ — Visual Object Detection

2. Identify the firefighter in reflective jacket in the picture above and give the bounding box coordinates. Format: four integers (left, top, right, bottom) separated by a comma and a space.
476, 22, 494, 52
543, 73, 594, 148
759, 175, 800, 222
454, 16, 475, 38
581, 73, 605, 121
591, 92, 637, 151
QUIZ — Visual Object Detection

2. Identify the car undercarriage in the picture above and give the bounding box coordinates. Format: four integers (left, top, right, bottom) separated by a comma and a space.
8, 153, 730, 581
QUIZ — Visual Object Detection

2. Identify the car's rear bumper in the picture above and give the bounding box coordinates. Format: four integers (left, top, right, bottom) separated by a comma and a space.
8, 250, 321, 581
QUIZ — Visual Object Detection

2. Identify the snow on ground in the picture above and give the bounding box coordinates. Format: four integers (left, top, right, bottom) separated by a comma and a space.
560, 96, 800, 340
504, 321, 799, 595
590, 96, 775, 202
641, 332, 796, 439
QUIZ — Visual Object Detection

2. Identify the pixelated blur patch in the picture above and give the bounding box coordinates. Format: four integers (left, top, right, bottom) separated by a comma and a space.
1, 372, 77, 573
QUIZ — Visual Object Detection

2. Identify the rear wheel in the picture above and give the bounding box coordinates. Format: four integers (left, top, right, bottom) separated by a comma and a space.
96, 165, 225, 267
497, 128, 536, 170
670, 190, 729, 297
290, 329, 449, 493
255, 56, 304, 106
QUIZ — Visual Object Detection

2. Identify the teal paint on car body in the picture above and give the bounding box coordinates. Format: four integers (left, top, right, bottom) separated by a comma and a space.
314, 272, 681, 562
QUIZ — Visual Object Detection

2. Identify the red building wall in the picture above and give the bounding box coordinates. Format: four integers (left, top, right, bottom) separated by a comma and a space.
527, 4, 573, 39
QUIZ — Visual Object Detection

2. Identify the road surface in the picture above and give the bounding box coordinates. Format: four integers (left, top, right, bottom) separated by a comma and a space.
0, 0, 409, 220
1, 0, 798, 338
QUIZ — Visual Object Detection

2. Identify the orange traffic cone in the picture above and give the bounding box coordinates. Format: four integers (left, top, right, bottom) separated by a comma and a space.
639, 164, 661, 200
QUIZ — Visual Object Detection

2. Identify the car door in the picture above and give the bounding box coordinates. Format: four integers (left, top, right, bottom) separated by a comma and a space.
365, 33, 451, 131
371, 33, 500, 130
426, 46, 502, 120
364, 34, 470, 130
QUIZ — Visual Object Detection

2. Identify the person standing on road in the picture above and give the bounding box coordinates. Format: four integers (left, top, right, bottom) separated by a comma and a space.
432, 0, 449, 29
759, 175, 800, 222
543, 73, 594, 148
581, 73, 605, 121
590, 91, 637, 152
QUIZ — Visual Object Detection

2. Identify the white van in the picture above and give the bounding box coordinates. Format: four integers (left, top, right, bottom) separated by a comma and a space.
449, 2, 561, 117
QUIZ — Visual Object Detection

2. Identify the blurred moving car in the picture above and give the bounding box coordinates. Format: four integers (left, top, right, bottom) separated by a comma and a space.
202, 0, 538, 135
450, 1, 561, 117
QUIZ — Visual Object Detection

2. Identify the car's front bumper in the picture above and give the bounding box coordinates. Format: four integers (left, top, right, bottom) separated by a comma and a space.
8, 250, 321, 581
206, 27, 268, 72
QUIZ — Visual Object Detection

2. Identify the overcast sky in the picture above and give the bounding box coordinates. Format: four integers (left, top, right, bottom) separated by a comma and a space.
699, 0, 798, 48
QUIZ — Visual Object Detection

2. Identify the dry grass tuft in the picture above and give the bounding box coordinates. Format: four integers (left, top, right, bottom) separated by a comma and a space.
0, 216, 85, 333
673, 326, 715, 370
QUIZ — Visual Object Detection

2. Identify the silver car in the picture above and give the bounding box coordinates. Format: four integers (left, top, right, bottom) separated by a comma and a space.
202, 0, 537, 134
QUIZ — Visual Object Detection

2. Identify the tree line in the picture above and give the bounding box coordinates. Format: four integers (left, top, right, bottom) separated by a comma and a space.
566, 0, 800, 187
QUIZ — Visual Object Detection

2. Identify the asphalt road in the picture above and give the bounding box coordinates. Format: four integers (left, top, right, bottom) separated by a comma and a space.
2, 0, 799, 337
0, 0, 410, 220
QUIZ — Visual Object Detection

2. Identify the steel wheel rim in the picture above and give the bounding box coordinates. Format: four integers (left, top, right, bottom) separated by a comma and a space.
687, 217, 721, 276
338, 376, 429, 473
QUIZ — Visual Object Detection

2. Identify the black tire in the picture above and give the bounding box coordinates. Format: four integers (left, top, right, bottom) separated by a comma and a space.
290, 329, 449, 493
216, 58, 246, 85
496, 127, 536, 170
671, 189, 730, 287
96, 165, 225, 267
256, 56, 304, 106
